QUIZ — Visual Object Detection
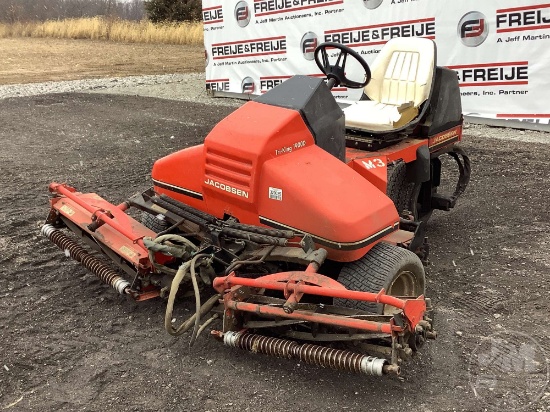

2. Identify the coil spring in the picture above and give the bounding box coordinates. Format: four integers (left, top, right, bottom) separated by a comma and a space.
298, 344, 378, 374
42, 224, 130, 294
223, 331, 387, 376
225, 331, 299, 359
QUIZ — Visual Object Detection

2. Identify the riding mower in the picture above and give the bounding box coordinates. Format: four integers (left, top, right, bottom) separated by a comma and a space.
42, 37, 469, 376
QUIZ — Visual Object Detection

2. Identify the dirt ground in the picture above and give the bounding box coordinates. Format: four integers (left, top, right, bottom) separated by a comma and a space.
0, 90, 549, 412
0, 38, 203, 85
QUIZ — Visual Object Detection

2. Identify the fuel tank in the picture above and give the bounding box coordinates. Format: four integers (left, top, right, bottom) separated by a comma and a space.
152, 76, 399, 262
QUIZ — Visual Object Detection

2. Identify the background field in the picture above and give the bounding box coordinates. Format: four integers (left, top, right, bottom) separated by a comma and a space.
0, 18, 203, 45
0, 37, 204, 84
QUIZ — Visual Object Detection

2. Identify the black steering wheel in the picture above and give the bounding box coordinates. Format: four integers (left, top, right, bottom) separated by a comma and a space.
314, 42, 371, 89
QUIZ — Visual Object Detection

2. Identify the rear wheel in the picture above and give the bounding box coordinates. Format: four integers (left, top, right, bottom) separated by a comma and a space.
386, 161, 414, 216
410, 181, 434, 223
140, 212, 169, 234
334, 242, 425, 314
387, 160, 434, 222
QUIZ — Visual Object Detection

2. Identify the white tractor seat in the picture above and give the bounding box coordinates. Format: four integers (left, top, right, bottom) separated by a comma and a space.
344, 37, 436, 132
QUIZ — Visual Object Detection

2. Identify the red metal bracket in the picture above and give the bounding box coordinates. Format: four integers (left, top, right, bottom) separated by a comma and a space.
213, 270, 427, 334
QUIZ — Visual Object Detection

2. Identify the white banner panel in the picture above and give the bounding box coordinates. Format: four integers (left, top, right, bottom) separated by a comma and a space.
203, 0, 550, 127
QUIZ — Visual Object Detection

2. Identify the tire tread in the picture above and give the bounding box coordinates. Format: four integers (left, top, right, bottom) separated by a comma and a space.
387, 161, 414, 214
140, 212, 169, 234
334, 242, 425, 313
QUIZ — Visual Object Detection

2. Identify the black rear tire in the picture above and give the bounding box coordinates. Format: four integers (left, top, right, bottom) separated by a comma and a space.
140, 212, 169, 234
334, 242, 425, 314
410, 181, 434, 223
386, 161, 414, 216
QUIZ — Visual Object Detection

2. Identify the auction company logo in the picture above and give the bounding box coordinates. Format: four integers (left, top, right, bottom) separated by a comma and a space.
241, 76, 256, 94
324, 18, 435, 47
260, 75, 291, 93
496, 3, 550, 34
255, 0, 343, 16
469, 331, 548, 410
301, 32, 318, 61
206, 78, 230, 92
203, 5, 223, 25
235, 1, 251, 27
210, 36, 287, 60
363, 0, 383, 9
458, 11, 489, 47
450, 61, 529, 87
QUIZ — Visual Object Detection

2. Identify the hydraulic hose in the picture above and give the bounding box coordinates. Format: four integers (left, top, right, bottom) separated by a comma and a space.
146, 234, 198, 275
145, 235, 218, 343
164, 254, 220, 345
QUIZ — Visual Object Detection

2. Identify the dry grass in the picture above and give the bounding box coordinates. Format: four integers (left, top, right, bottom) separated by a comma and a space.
0, 37, 204, 85
0, 17, 204, 45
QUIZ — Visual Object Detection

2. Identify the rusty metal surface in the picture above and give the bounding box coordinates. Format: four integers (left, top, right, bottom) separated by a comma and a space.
41, 224, 131, 295
49, 183, 155, 271
226, 299, 395, 334
213, 331, 394, 376
383, 229, 415, 245
214, 272, 427, 330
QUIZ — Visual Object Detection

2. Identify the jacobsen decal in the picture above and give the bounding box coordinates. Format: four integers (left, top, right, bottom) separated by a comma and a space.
324, 17, 435, 47
254, 0, 344, 17
496, 3, 550, 34
447, 61, 529, 87
211, 36, 287, 60
428, 126, 461, 150
204, 179, 250, 198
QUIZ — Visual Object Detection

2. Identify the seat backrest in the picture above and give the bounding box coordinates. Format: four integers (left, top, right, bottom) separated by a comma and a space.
364, 37, 436, 107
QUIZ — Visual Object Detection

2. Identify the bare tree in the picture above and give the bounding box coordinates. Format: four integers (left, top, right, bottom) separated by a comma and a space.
125, 0, 145, 20
0, 0, 145, 22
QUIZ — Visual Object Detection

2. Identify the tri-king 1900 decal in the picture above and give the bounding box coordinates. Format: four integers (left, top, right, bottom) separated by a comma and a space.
275, 140, 307, 156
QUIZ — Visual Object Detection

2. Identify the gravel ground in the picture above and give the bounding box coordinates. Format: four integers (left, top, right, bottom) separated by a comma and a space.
0, 73, 240, 108
0, 74, 549, 411
1, 73, 548, 143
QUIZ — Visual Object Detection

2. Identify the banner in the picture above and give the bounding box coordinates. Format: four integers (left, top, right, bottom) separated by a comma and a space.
203, 0, 550, 127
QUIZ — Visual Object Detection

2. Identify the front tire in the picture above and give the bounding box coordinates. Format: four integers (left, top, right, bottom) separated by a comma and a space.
334, 242, 425, 314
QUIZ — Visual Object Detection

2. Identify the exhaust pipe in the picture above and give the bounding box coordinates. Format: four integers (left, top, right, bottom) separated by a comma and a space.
41, 224, 131, 295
